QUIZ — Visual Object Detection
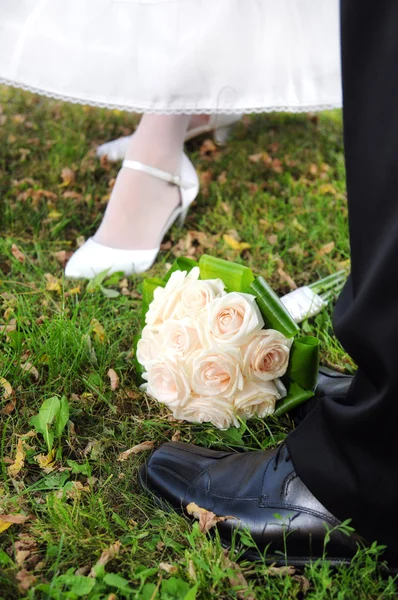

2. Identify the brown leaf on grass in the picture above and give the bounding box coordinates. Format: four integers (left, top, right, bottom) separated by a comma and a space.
188, 560, 197, 582
199, 169, 213, 197
117, 441, 154, 462
217, 171, 228, 184
277, 267, 297, 290
186, 502, 235, 534
199, 138, 217, 156
20, 362, 39, 380
267, 565, 296, 577
7, 438, 25, 478
56, 481, 90, 500
52, 250, 73, 267
171, 430, 181, 442
60, 167, 75, 186
62, 190, 83, 200
293, 574, 311, 595
248, 152, 264, 163
222, 551, 257, 600
0, 514, 30, 533
89, 541, 121, 577
318, 241, 335, 256
159, 562, 178, 574
11, 244, 26, 264
16, 569, 37, 593
16, 550, 31, 567
107, 368, 119, 391
44, 273, 62, 293
267, 234, 278, 245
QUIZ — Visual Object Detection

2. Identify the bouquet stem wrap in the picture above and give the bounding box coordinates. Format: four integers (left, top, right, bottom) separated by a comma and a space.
135, 255, 321, 420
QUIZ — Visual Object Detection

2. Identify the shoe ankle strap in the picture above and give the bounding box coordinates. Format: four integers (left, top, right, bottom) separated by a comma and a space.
122, 159, 195, 188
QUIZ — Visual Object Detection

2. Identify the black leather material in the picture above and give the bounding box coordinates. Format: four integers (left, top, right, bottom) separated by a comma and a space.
291, 367, 354, 424
140, 442, 362, 566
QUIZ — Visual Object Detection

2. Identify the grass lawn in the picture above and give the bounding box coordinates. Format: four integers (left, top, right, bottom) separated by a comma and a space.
0, 86, 396, 599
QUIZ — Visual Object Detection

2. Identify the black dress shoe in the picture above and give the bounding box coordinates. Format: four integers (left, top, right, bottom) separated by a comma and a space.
291, 366, 354, 424
139, 442, 362, 567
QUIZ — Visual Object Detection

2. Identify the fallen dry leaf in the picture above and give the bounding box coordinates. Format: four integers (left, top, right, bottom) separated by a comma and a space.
171, 430, 181, 442
318, 241, 335, 256
90, 318, 105, 343
0, 377, 13, 399
7, 438, 25, 478
277, 267, 297, 290
44, 273, 62, 293
56, 481, 90, 500
267, 565, 296, 577
60, 167, 75, 186
199, 138, 217, 156
52, 250, 73, 267
11, 244, 26, 264
108, 368, 119, 391
186, 502, 235, 534
16, 569, 37, 593
223, 234, 251, 252
89, 541, 121, 577
20, 361, 39, 381
16, 550, 31, 567
0, 514, 29, 533
291, 218, 307, 234
159, 562, 178, 574
117, 441, 154, 462
222, 551, 256, 600
34, 450, 56, 473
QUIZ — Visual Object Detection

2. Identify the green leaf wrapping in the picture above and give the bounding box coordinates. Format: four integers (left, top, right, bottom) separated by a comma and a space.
274, 381, 315, 417
140, 277, 165, 327
246, 276, 300, 338
199, 254, 254, 292
286, 335, 320, 390
163, 257, 199, 282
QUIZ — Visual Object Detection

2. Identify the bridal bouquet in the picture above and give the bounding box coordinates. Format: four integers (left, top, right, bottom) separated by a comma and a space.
135, 255, 321, 429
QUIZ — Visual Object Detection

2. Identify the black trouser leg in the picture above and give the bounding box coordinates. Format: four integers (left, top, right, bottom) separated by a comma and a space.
287, 1, 398, 552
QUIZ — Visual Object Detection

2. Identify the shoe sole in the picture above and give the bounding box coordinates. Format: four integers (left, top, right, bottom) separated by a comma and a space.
138, 466, 397, 573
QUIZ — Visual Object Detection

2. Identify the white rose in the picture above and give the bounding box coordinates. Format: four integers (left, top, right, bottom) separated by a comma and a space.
206, 292, 264, 346
179, 278, 225, 317
243, 329, 293, 383
145, 359, 191, 408
145, 267, 200, 326
234, 380, 281, 419
136, 325, 163, 370
190, 348, 244, 399
174, 395, 239, 430
162, 318, 201, 360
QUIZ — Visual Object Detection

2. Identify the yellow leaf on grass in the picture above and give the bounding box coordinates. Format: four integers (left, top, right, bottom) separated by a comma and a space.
68, 286, 81, 295
117, 441, 154, 462
0, 377, 13, 399
48, 210, 62, 220
292, 218, 307, 233
223, 235, 251, 252
90, 319, 105, 343
7, 438, 25, 478
34, 450, 56, 473
44, 273, 61, 293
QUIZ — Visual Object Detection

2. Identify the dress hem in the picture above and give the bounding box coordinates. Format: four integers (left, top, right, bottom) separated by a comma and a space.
0, 77, 342, 114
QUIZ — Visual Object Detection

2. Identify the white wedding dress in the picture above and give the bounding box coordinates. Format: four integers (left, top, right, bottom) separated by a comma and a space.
0, 0, 341, 114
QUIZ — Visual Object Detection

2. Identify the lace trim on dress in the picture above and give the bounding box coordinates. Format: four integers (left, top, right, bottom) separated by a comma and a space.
0, 78, 342, 114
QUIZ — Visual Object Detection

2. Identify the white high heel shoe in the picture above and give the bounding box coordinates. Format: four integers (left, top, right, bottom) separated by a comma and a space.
96, 114, 242, 162
64, 153, 199, 279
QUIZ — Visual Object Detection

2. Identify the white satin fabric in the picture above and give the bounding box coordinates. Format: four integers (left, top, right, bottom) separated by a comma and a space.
0, 0, 342, 113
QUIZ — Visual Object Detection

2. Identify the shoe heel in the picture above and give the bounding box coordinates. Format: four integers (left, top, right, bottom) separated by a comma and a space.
214, 124, 233, 145
178, 206, 189, 227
